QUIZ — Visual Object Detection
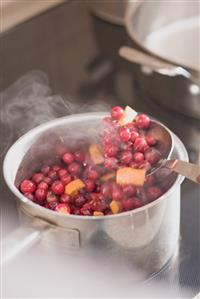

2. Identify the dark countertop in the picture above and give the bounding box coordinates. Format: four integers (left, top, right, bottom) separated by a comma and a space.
1, 1, 200, 298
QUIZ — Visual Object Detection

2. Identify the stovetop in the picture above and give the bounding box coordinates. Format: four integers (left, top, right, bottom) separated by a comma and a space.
1, 2, 200, 298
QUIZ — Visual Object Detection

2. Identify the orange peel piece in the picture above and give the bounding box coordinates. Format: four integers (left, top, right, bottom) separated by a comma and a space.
89, 143, 104, 165
93, 211, 104, 216
100, 172, 116, 182
64, 179, 85, 196
118, 106, 137, 125
110, 200, 122, 214
116, 167, 146, 186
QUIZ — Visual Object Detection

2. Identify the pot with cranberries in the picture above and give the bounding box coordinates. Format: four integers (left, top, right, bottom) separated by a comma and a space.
3, 106, 188, 276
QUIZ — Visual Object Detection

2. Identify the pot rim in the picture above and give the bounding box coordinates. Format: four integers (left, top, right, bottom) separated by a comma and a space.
3, 112, 188, 221
125, 1, 199, 73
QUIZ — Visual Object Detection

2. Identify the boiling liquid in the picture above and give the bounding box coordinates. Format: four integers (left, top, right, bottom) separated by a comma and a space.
145, 16, 200, 70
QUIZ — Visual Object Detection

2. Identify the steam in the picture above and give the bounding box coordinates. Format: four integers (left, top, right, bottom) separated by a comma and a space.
0, 71, 110, 157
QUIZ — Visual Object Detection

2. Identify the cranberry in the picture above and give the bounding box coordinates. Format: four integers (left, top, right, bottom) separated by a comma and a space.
146, 135, 156, 146
122, 185, 136, 197
91, 199, 107, 212
48, 170, 58, 181
24, 192, 34, 201
118, 127, 131, 142
87, 169, 99, 180
138, 160, 151, 171
133, 152, 144, 163
144, 148, 161, 165
130, 131, 139, 143
144, 175, 156, 187
154, 168, 172, 182
62, 152, 74, 164
37, 181, 49, 191
133, 137, 148, 152
51, 180, 64, 195
104, 157, 118, 170
58, 168, 68, 178
84, 179, 96, 192
74, 195, 86, 208
55, 203, 71, 214
48, 201, 58, 210
41, 165, 50, 175
32, 173, 44, 184
129, 161, 139, 168
100, 183, 112, 198
120, 151, 133, 164
46, 191, 57, 203
122, 197, 142, 210
112, 185, 123, 201
147, 186, 163, 201
43, 176, 52, 185
68, 162, 82, 176
120, 142, 132, 151
111, 106, 124, 120
126, 123, 138, 132
135, 114, 150, 129
60, 193, 71, 204
60, 174, 72, 185
137, 188, 147, 201
104, 144, 118, 157
20, 180, 36, 193
74, 151, 85, 162
35, 188, 47, 203
52, 165, 60, 172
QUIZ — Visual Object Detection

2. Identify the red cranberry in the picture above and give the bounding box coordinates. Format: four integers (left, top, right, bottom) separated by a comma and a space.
144, 175, 156, 187
51, 180, 64, 195
137, 188, 147, 201
120, 151, 133, 164
122, 185, 136, 197
84, 179, 96, 192
68, 162, 82, 176
24, 192, 34, 201
129, 161, 139, 168
144, 148, 161, 165
32, 173, 44, 184
154, 168, 172, 182
52, 165, 60, 172
133, 152, 144, 163
135, 114, 150, 129
48, 201, 58, 210
58, 168, 68, 178
122, 197, 142, 210
126, 123, 138, 132
120, 142, 132, 151
62, 152, 74, 164
74, 151, 85, 162
43, 176, 52, 185
112, 185, 123, 200
46, 191, 57, 203
60, 174, 72, 185
74, 195, 86, 208
146, 135, 157, 146
87, 169, 99, 180
118, 127, 131, 142
91, 199, 107, 212
20, 180, 36, 193
35, 188, 47, 203
37, 181, 49, 191
111, 106, 124, 120
100, 183, 112, 198
104, 157, 118, 170
138, 160, 151, 171
41, 165, 50, 175
48, 170, 58, 181
130, 131, 139, 143
133, 137, 148, 152
60, 194, 71, 204
147, 186, 163, 201
55, 203, 71, 214
104, 144, 118, 157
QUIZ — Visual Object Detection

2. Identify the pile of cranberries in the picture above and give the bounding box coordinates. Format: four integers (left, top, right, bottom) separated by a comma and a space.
19, 106, 172, 216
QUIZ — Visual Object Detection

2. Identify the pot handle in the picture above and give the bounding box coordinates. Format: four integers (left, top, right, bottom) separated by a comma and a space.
1, 222, 48, 266
119, 46, 200, 86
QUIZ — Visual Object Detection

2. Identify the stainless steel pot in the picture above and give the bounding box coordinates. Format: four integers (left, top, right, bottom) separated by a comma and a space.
3, 113, 188, 278
125, 1, 200, 119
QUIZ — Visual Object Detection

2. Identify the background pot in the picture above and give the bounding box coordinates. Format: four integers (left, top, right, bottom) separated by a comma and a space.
3, 113, 188, 277
125, 1, 200, 119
